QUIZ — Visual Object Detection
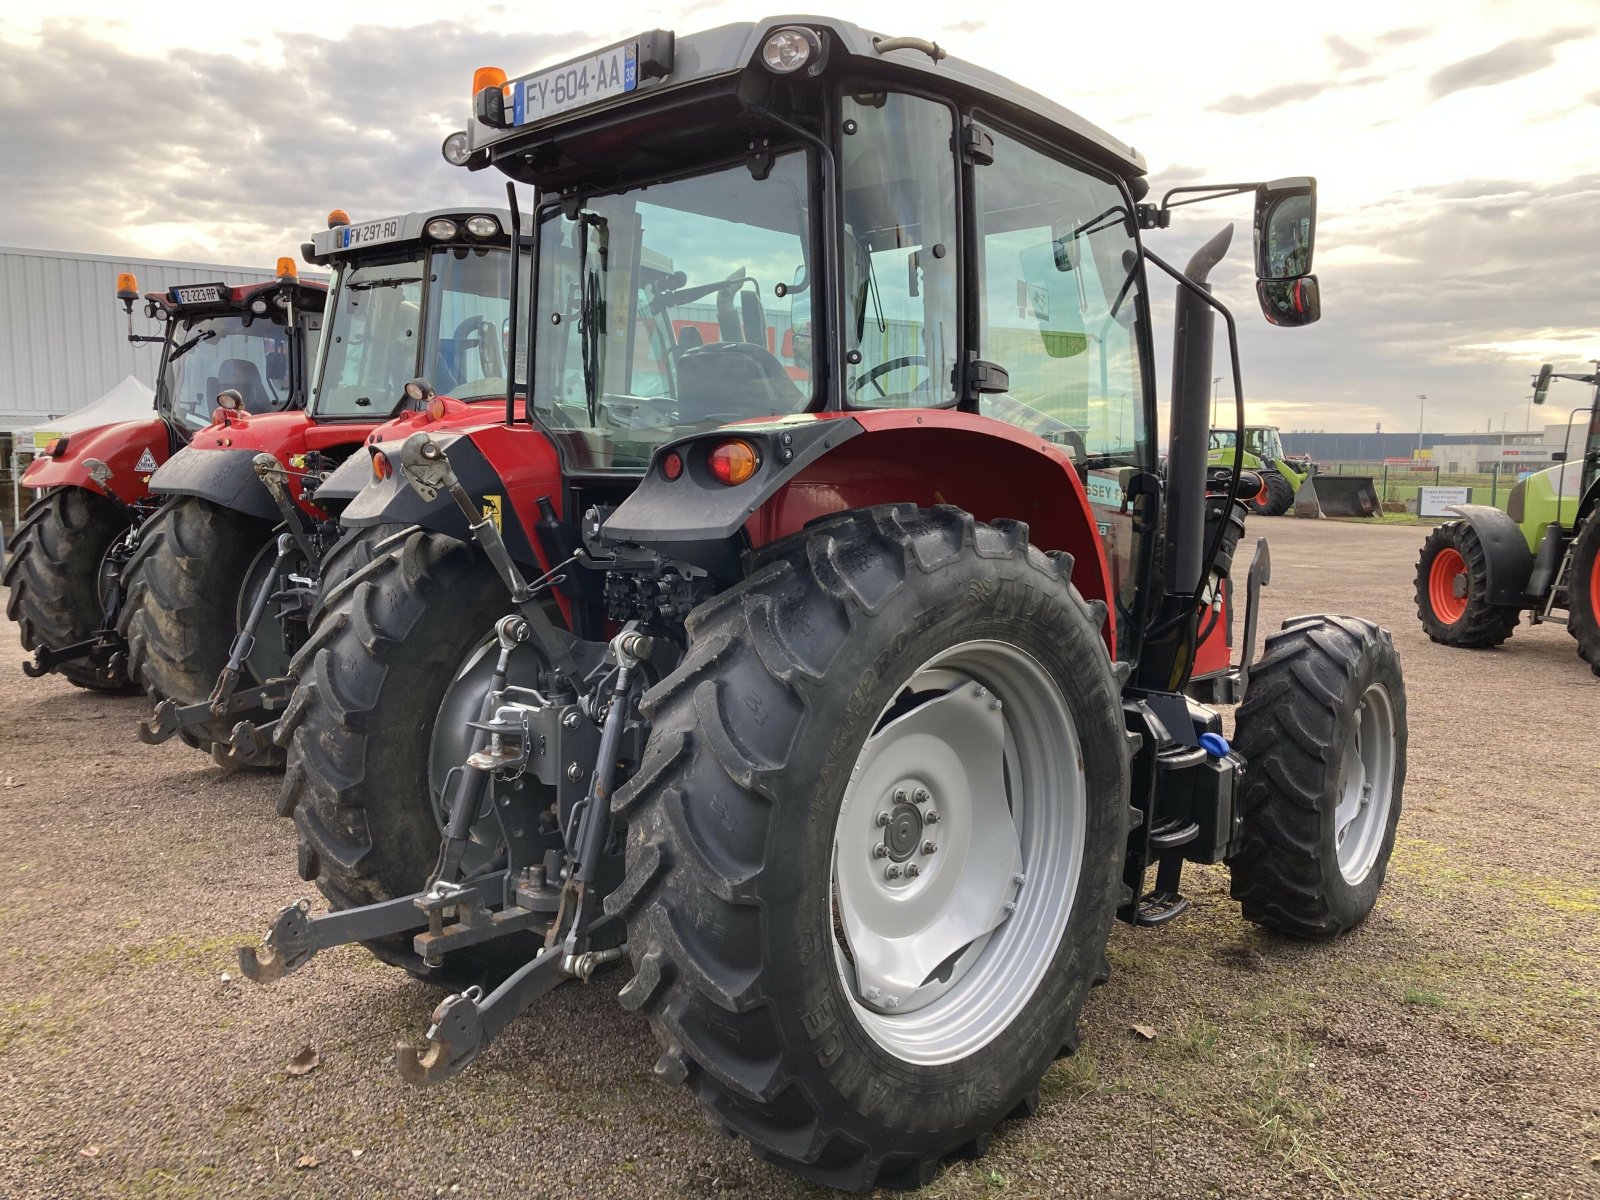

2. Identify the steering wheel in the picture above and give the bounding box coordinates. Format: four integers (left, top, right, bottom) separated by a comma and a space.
850, 355, 928, 399
452, 316, 502, 381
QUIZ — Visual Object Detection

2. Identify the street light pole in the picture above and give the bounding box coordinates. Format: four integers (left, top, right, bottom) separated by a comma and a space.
1416, 393, 1427, 461
1211, 376, 1221, 426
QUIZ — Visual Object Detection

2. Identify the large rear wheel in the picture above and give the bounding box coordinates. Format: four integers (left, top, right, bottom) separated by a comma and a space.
119, 497, 281, 764
610, 506, 1131, 1190
1568, 510, 1600, 676
1413, 520, 1520, 648
1229, 615, 1407, 939
276, 527, 548, 981
2, 486, 134, 690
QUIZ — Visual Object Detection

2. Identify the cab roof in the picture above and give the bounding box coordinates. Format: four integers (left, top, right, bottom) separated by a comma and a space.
308, 207, 516, 264
145, 276, 327, 314
469, 16, 1145, 183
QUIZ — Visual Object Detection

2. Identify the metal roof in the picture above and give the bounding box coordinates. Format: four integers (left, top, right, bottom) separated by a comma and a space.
0, 245, 322, 430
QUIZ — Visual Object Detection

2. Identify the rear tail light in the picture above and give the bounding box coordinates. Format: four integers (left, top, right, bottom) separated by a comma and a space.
660, 450, 684, 481
707, 439, 759, 486
371, 450, 393, 481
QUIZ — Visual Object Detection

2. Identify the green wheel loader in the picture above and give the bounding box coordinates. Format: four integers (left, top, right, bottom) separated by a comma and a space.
1207, 424, 1308, 515
1414, 363, 1600, 673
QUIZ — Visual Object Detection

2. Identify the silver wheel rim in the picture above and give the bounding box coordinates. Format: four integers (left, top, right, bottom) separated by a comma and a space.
830, 639, 1087, 1066
1334, 683, 1397, 884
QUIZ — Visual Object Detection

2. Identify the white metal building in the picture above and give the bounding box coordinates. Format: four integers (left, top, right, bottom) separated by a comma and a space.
0, 245, 296, 433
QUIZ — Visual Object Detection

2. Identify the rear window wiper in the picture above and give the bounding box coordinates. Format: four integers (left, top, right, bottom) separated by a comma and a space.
348, 276, 422, 292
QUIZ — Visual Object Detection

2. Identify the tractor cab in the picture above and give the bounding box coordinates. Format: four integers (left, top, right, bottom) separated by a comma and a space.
133, 265, 328, 439
1209, 424, 1285, 463
305, 207, 525, 422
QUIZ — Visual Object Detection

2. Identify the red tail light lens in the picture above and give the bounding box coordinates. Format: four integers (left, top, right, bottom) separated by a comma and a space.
706, 439, 758, 486
661, 450, 684, 480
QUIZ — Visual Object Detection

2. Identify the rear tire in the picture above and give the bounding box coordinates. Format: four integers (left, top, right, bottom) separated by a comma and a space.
275, 527, 540, 982
309, 522, 413, 628
2, 486, 134, 690
1413, 521, 1520, 648
1229, 615, 1406, 939
610, 505, 1131, 1190
1568, 510, 1600, 676
119, 497, 280, 764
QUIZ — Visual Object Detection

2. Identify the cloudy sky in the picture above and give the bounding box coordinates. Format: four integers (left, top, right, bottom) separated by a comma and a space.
3, 0, 1598, 436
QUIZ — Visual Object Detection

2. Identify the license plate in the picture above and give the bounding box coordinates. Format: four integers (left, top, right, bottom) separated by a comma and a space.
514, 42, 637, 126
338, 218, 403, 250
171, 284, 222, 304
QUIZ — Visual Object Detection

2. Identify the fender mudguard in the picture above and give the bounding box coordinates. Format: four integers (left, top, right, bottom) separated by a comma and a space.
20, 418, 172, 505
341, 430, 544, 566
149, 446, 280, 521
603, 410, 1118, 649
1447, 503, 1535, 604
315, 450, 375, 506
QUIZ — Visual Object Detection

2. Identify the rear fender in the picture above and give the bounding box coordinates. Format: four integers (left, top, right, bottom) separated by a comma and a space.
602, 411, 1117, 651
341, 423, 560, 571
20, 418, 170, 505
314, 402, 506, 505
1447, 503, 1535, 605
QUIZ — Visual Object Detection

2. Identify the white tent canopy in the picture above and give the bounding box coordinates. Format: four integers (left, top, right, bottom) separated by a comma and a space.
22, 375, 156, 449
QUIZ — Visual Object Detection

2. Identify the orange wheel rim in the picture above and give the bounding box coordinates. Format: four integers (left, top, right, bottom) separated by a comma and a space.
1254, 479, 1269, 505
1429, 547, 1468, 624
1591, 541, 1600, 612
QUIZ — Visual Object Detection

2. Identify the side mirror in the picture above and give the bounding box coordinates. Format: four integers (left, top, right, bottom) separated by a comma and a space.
1532, 363, 1553, 405
1257, 276, 1321, 328
1253, 178, 1316, 281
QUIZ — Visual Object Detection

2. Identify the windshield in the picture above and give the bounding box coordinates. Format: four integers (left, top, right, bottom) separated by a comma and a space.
530, 151, 814, 471
423, 246, 521, 402
159, 313, 296, 434
312, 255, 424, 416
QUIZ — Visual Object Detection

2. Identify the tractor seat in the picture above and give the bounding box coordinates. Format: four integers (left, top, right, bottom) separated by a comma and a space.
675, 341, 803, 423
215, 358, 273, 413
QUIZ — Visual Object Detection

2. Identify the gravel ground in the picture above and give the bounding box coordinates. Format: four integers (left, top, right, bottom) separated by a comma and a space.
1, 517, 1596, 1200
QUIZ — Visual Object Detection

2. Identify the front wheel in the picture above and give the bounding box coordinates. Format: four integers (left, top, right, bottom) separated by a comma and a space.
1250, 470, 1295, 516
1229, 615, 1407, 939
610, 506, 1132, 1190
1413, 520, 1520, 648
1568, 510, 1600, 676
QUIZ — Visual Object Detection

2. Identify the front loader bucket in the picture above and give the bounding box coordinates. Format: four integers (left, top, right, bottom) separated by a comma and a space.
1309, 474, 1380, 518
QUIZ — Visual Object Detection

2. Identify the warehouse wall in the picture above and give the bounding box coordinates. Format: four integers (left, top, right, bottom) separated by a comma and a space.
0, 246, 292, 431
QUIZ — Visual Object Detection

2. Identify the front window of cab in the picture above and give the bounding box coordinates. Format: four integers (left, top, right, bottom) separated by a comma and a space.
423, 246, 522, 402
312, 255, 423, 417
530, 151, 814, 470
159, 313, 295, 434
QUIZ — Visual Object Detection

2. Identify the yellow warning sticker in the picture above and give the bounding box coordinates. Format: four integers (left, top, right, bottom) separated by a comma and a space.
482, 494, 503, 532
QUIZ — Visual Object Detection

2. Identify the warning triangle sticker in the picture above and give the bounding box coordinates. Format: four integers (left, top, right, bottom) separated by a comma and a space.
135, 448, 158, 473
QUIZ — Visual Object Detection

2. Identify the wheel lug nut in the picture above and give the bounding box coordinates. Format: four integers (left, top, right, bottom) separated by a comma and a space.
913, 787, 931, 805
905, 864, 920, 879
873, 844, 889, 859
894, 788, 909, 803
884, 865, 901, 880
924, 810, 940, 824
922, 841, 936, 854
876, 811, 891, 827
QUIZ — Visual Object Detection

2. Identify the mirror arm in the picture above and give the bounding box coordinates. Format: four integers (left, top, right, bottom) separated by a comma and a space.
1138, 183, 1262, 228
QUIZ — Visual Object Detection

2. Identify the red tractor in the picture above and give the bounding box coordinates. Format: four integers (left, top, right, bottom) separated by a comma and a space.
243, 20, 1405, 1190
119, 204, 523, 766
4, 266, 325, 690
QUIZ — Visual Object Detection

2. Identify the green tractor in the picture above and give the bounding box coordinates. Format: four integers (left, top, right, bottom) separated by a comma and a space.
1206, 424, 1308, 515
1414, 363, 1600, 673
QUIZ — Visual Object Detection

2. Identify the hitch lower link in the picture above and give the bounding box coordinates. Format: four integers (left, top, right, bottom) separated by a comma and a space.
137, 530, 305, 757
240, 480, 650, 1089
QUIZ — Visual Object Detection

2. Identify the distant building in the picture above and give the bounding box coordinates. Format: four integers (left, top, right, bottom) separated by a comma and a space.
1280, 430, 1537, 463
0, 245, 312, 432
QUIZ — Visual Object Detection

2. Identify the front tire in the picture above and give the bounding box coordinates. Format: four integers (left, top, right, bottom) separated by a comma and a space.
1251, 470, 1295, 516
1413, 520, 1520, 648
275, 527, 544, 981
610, 506, 1131, 1190
2, 487, 134, 690
1229, 615, 1407, 939
119, 497, 280, 763
1568, 510, 1600, 676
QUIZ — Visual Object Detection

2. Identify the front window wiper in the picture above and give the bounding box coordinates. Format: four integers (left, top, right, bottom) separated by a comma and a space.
347, 276, 422, 292
168, 327, 216, 363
